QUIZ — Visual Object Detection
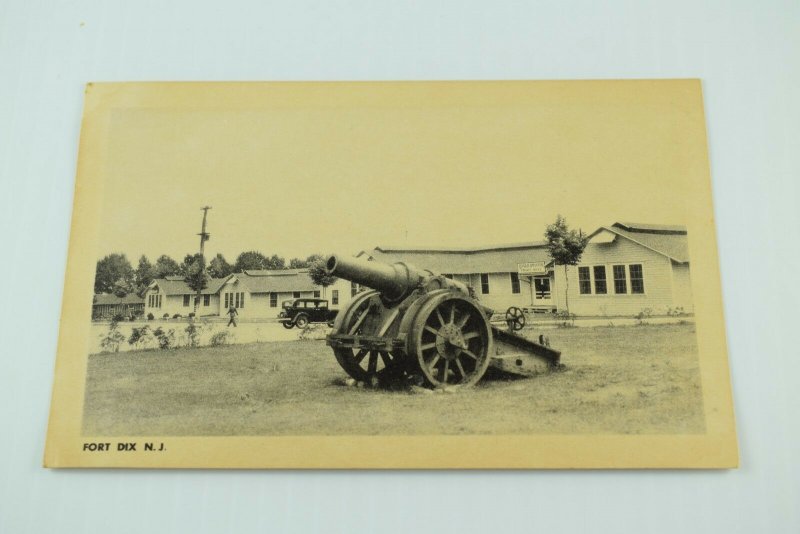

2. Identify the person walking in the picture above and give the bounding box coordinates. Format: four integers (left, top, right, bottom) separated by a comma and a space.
227, 305, 238, 327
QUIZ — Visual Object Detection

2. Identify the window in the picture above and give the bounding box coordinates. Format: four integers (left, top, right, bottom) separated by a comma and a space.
270, 293, 277, 307
480, 274, 490, 294
239, 292, 244, 308
203, 294, 210, 306
578, 267, 591, 294
183, 295, 190, 307
593, 266, 607, 294
510, 273, 520, 294
613, 265, 627, 294
332, 290, 339, 305
351, 282, 358, 297
629, 264, 645, 294
293, 291, 301, 298
313, 290, 321, 298
224, 293, 229, 308
234, 292, 240, 308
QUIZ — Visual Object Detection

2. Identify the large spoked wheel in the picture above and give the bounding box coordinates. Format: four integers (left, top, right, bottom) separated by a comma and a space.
331, 291, 402, 382
505, 306, 525, 331
409, 294, 492, 387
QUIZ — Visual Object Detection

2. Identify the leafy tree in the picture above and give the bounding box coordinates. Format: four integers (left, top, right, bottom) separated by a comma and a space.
289, 257, 308, 269
265, 254, 286, 270
290, 254, 327, 269
179, 253, 203, 276
208, 253, 233, 278
234, 251, 268, 272
544, 215, 588, 315
153, 255, 181, 278
184, 255, 210, 312
94, 253, 134, 294
135, 255, 155, 293
308, 255, 337, 296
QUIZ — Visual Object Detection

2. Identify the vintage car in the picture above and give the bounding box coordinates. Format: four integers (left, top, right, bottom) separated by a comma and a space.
278, 298, 338, 329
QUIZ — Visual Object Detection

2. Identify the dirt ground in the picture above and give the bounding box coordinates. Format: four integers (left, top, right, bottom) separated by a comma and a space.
82, 323, 705, 436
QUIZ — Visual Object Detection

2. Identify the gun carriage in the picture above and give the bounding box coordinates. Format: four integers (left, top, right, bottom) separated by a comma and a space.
325, 255, 561, 387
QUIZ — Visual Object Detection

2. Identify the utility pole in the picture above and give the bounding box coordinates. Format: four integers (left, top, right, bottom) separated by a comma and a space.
198, 206, 212, 256
194, 206, 212, 312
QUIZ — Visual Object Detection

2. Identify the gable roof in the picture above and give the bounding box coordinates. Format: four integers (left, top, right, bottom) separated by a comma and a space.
234, 271, 317, 293
150, 276, 230, 296
242, 269, 308, 277
359, 242, 552, 275
589, 222, 689, 263
93, 293, 145, 305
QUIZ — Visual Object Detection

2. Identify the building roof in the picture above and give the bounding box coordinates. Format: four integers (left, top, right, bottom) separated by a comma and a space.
360, 243, 553, 275
234, 271, 317, 293
93, 293, 145, 305
150, 276, 230, 296
242, 269, 308, 276
590, 222, 690, 263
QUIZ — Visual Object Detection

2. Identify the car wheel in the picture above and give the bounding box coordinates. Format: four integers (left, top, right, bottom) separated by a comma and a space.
294, 314, 309, 328
282, 321, 294, 329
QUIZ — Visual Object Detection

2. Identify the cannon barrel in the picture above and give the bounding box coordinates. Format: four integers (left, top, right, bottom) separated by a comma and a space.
325, 255, 432, 303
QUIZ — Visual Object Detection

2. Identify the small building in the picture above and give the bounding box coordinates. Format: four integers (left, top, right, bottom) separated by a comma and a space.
92, 293, 145, 320
142, 269, 355, 319
359, 243, 557, 312
556, 222, 692, 316
357, 221, 692, 317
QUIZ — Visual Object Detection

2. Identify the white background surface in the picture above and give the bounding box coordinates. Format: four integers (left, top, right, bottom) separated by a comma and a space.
1, 1, 798, 532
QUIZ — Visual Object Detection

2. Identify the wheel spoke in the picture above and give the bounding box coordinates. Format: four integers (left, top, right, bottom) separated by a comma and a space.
462, 331, 481, 341
442, 360, 450, 383
424, 325, 440, 337
435, 307, 446, 327
461, 348, 479, 360
354, 349, 368, 364
428, 353, 441, 372
456, 313, 470, 329
449, 303, 456, 324
455, 357, 466, 378
367, 351, 378, 374
420, 342, 437, 351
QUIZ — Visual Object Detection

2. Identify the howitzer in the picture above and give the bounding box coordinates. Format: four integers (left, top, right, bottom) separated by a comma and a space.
325, 255, 561, 387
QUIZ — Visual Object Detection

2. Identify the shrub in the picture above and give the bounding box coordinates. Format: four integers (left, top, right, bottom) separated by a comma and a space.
100, 321, 126, 353
162, 313, 170, 319
128, 325, 154, 348
184, 321, 203, 347
147, 312, 154, 321
152, 327, 176, 349
667, 306, 686, 317
209, 330, 231, 346
188, 312, 196, 318
555, 310, 576, 328
635, 308, 653, 325
112, 313, 126, 323
172, 313, 182, 319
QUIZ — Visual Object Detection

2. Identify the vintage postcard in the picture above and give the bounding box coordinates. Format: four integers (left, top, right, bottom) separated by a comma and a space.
44, 80, 737, 468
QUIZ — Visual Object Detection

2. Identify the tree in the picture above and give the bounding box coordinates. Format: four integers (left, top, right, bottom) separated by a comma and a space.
208, 253, 233, 278
289, 257, 308, 269
94, 253, 134, 295
308, 255, 337, 296
265, 254, 286, 270
234, 251, 268, 272
153, 255, 181, 278
135, 255, 155, 293
184, 255, 210, 313
544, 215, 589, 315
179, 253, 203, 276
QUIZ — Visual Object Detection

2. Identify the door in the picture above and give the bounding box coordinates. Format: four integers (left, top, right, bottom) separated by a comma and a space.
533, 276, 552, 304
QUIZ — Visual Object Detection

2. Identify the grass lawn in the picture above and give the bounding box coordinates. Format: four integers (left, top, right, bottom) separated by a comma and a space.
82, 323, 705, 436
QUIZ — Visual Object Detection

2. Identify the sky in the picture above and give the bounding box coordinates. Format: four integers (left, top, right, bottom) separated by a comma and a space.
92, 81, 704, 263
